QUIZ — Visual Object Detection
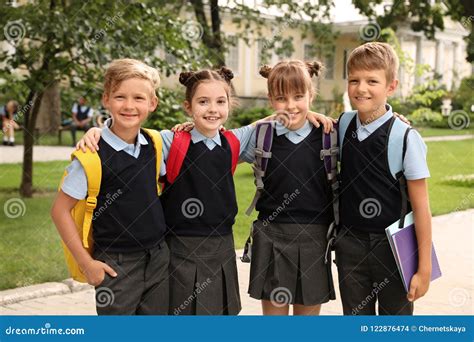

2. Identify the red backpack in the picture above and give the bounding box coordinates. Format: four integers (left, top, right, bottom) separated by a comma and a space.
165, 130, 240, 185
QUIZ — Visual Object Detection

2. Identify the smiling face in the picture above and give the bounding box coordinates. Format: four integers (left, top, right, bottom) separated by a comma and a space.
102, 77, 157, 136
270, 90, 312, 131
347, 68, 398, 122
184, 81, 230, 137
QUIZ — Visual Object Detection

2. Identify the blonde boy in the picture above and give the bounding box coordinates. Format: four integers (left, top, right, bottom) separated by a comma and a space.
51, 59, 169, 315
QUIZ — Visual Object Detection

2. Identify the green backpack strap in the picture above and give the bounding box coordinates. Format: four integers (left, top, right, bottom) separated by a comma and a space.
142, 128, 163, 195
71, 150, 102, 249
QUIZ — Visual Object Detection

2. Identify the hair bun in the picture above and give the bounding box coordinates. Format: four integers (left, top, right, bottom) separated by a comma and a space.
306, 61, 322, 77
259, 65, 272, 78
179, 71, 195, 85
217, 66, 234, 82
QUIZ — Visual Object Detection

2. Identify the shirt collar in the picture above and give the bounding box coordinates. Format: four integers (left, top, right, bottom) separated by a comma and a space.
190, 128, 221, 146
356, 104, 393, 134
275, 120, 312, 136
102, 118, 148, 151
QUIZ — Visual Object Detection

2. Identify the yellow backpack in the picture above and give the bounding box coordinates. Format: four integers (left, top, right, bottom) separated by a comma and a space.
59, 128, 163, 283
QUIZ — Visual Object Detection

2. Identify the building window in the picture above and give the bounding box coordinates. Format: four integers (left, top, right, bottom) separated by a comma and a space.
304, 44, 315, 61
323, 47, 335, 80
225, 36, 239, 72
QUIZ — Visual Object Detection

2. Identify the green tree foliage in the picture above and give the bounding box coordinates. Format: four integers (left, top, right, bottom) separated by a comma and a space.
0, 0, 202, 197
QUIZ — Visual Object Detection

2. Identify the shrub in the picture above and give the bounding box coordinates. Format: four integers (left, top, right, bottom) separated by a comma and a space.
145, 87, 187, 130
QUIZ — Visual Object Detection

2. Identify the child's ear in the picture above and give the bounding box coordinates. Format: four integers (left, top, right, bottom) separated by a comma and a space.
149, 96, 159, 112
387, 79, 399, 96
101, 93, 109, 109
183, 100, 192, 117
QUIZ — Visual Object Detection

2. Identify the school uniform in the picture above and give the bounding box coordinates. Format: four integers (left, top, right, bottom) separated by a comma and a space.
242, 121, 335, 306
62, 125, 169, 315
160, 126, 254, 315
337, 105, 430, 315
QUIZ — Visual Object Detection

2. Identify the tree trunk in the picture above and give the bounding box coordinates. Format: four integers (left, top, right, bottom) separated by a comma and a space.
20, 91, 44, 198
36, 82, 61, 134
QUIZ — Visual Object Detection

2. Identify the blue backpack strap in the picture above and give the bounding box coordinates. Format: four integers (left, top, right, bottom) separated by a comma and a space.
338, 111, 357, 161
386, 116, 412, 227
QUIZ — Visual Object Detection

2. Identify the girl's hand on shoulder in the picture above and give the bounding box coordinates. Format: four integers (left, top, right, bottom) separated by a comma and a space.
76, 127, 102, 153
307, 111, 337, 134
394, 112, 411, 126
171, 121, 194, 132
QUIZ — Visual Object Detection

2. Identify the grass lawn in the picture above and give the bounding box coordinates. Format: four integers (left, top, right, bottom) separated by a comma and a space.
0, 138, 473, 290
417, 126, 474, 137
12, 130, 84, 147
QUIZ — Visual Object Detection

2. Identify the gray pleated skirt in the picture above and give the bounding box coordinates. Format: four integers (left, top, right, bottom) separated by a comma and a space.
167, 233, 241, 315
248, 220, 334, 306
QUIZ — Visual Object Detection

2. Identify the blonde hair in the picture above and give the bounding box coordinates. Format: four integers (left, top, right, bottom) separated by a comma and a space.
347, 42, 399, 83
260, 60, 322, 98
103, 58, 160, 96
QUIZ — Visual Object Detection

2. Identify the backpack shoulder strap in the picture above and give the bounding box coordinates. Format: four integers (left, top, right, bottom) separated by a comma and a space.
166, 131, 191, 185
386, 117, 411, 180
241, 121, 276, 263
321, 123, 340, 228
71, 149, 102, 248
142, 128, 163, 195
320, 124, 339, 182
222, 130, 240, 175
245, 121, 276, 216
338, 111, 357, 161
386, 116, 412, 227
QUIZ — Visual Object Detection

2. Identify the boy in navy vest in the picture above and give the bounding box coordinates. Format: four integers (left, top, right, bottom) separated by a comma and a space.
51, 59, 169, 315
336, 43, 432, 315
70, 96, 94, 146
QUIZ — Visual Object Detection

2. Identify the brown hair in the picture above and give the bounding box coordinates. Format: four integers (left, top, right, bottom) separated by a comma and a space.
103, 58, 160, 96
260, 60, 322, 98
179, 66, 235, 107
6, 100, 19, 113
347, 42, 399, 83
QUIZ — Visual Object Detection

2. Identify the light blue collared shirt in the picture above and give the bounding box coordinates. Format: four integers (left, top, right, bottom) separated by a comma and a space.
354, 104, 430, 180
240, 120, 316, 163
61, 124, 152, 200
160, 125, 256, 175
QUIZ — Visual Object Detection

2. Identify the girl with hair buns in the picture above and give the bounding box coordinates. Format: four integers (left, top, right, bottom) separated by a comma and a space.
162, 66, 328, 315
240, 59, 337, 315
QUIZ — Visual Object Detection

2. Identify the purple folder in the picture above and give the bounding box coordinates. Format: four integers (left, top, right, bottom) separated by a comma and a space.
386, 212, 442, 292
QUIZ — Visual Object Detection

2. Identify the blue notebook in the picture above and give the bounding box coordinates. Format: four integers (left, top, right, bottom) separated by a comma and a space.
385, 212, 442, 292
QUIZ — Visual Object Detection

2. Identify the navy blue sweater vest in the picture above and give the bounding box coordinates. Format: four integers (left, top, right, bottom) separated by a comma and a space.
92, 132, 166, 252
75, 105, 90, 121
340, 116, 410, 233
256, 125, 332, 224
160, 133, 238, 236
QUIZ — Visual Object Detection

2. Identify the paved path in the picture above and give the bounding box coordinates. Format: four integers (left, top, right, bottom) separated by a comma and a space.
1, 209, 472, 315
423, 134, 474, 142
0, 134, 472, 164
0, 146, 72, 164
